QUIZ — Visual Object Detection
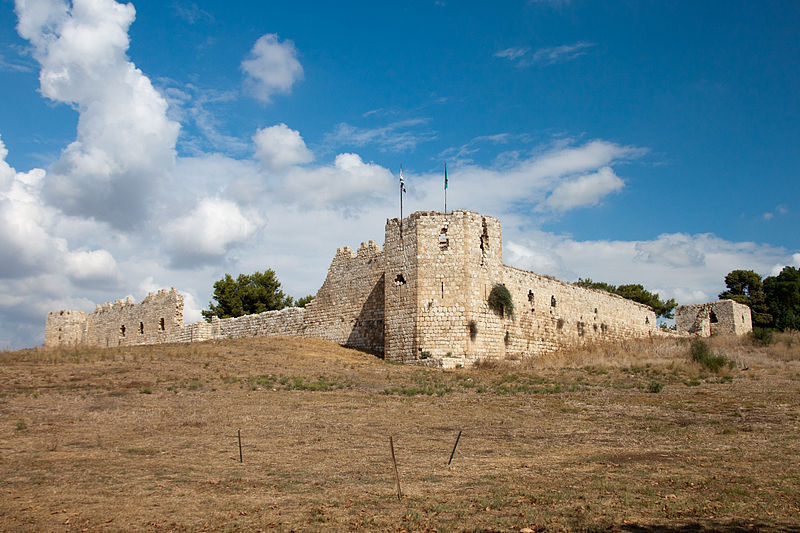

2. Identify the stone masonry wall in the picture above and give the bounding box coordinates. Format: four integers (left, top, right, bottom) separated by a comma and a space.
45, 310, 89, 346
497, 266, 657, 361
384, 216, 421, 362
676, 300, 752, 337
45, 289, 307, 348
295, 240, 385, 353
391, 210, 658, 367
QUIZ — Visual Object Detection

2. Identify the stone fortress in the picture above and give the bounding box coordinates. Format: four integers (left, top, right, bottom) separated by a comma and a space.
46, 210, 750, 367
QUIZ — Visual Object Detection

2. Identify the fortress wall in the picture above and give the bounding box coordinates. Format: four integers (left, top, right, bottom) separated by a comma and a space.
401, 210, 657, 367
212, 307, 306, 340
497, 267, 658, 360
301, 240, 385, 353
86, 289, 185, 348
45, 310, 89, 346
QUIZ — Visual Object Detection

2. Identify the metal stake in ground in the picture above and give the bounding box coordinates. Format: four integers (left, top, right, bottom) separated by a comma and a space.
389, 436, 402, 501
238, 429, 243, 463
448, 430, 462, 466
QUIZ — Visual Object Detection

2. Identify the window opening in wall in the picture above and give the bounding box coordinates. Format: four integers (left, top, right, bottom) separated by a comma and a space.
480, 217, 489, 263
160, 318, 165, 331
120, 325, 126, 337
439, 227, 449, 251
441, 282, 444, 299
139, 322, 144, 334
594, 308, 598, 314
528, 290, 535, 311
709, 310, 718, 323
551, 296, 557, 307
468, 320, 478, 341
645, 317, 650, 324
394, 274, 406, 286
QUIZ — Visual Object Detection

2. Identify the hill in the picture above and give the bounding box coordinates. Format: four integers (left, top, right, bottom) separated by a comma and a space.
1, 334, 799, 531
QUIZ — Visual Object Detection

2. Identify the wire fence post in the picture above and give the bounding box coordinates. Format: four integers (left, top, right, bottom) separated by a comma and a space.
237, 429, 243, 463
448, 430, 462, 466
389, 436, 402, 501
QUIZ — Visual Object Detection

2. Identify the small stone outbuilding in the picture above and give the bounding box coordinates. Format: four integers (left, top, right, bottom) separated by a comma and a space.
675, 300, 752, 337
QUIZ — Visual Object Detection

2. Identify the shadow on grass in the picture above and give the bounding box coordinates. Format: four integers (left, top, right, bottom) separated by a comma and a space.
621, 522, 800, 533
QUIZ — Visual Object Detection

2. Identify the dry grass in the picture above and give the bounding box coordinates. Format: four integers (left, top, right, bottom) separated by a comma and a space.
1, 334, 799, 532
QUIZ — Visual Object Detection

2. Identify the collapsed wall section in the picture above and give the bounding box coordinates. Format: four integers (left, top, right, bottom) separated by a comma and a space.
302, 240, 385, 353
676, 300, 752, 336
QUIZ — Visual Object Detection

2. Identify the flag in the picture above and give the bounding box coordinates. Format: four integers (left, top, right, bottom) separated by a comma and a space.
444, 161, 448, 190
400, 167, 406, 193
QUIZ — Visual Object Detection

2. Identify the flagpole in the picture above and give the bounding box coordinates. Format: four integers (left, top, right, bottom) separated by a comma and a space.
444, 161, 447, 214
400, 165, 404, 221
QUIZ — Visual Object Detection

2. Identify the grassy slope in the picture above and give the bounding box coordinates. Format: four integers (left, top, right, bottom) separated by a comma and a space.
1, 334, 799, 532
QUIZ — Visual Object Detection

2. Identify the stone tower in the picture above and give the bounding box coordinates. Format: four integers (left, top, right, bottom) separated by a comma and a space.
383, 210, 503, 364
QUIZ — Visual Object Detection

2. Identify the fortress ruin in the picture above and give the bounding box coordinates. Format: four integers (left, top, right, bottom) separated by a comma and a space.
675, 300, 752, 337
48, 210, 667, 367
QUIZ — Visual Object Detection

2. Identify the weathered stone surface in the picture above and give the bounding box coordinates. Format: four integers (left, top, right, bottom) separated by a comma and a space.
46, 210, 687, 367
675, 300, 752, 337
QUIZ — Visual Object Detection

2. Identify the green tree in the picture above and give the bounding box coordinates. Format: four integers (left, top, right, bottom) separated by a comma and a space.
763, 266, 800, 331
576, 278, 677, 318
718, 269, 772, 327
202, 270, 293, 321
293, 295, 315, 308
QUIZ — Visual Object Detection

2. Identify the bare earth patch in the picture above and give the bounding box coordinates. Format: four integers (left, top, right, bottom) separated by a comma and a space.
1, 334, 799, 532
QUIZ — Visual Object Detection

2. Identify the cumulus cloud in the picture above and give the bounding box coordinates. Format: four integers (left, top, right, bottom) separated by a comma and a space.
164, 197, 261, 266
414, 139, 644, 216
282, 153, 395, 210
241, 33, 303, 103
544, 166, 624, 210
15, 0, 179, 227
504, 230, 797, 306
253, 123, 313, 171
64, 249, 121, 286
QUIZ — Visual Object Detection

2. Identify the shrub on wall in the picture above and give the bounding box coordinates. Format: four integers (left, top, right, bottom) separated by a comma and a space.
488, 284, 514, 318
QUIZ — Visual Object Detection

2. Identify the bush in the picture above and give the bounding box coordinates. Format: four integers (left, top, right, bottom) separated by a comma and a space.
647, 381, 663, 393
488, 284, 514, 317
689, 339, 734, 372
750, 327, 774, 346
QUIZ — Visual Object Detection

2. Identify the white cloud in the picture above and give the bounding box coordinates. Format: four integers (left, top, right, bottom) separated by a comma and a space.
164, 197, 261, 266
494, 47, 529, 61
241, 33, 303, 103
495, 41, 594, 67
530, 42, 594, 64
15, 0, 180, 227
504, 231, 796, 306
283, 153, 395, 210
65, 249, 120, 286
253, 123, 313, 171
325, 118, 437, 152
544, 166, 624, 210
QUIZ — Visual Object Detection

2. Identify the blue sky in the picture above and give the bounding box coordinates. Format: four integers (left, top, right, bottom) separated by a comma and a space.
1, 0, 798, 348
